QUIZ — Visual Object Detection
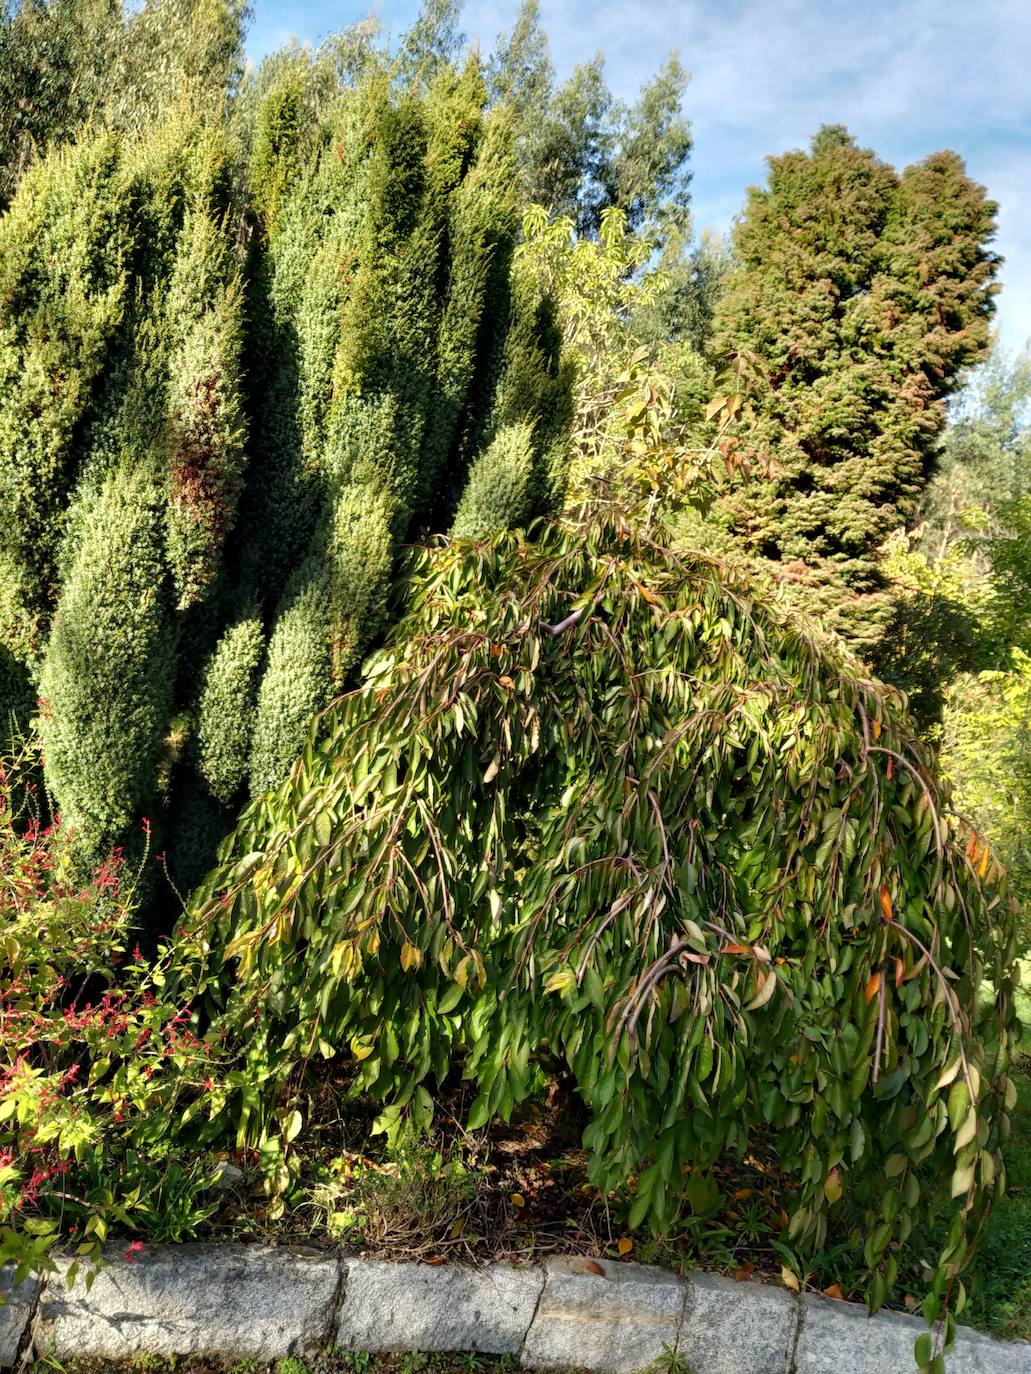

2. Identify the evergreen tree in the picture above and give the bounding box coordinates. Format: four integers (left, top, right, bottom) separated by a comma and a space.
0, 35, 571, 867
195, 611, 264, 803
39, 468, 174, 859
238, 60, 571, 796
0, 129, 132, 667
710, 126, 998, 649
487, 0, 691, 244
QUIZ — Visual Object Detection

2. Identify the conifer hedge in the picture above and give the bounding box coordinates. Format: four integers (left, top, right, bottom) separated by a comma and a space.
0, 59, 571, 869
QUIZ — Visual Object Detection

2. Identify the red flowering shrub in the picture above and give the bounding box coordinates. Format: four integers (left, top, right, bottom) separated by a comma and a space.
0, 736, 224, 1285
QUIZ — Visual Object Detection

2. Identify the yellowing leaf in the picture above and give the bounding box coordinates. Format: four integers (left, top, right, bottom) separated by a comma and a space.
400, 942, 422, 972
934, 1056, 962, 1092
745, 969, 777, 1011
879, 887, 893, 921
823, 1284, 844, 1301
823, 1167, 842, 1205
951, 1162, 975, 1198
617, 1237, 634, 1256
865, 971, 881, 1004
954, 1105, 978, 1152
780, 1265, 800, 1293
510, 1192, 525, 1208
544, 968, 576, 995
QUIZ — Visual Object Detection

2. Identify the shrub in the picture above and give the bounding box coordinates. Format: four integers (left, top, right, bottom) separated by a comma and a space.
184, 512, 1017, 1359
196, 613, 265, 805
942, 652, 1031, 941
39, 469, 175, 861
451, 422, 534, 537
0, 735, 224, 1282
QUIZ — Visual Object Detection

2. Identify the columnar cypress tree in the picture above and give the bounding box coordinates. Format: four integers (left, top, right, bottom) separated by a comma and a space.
235, 60, 571, 797
39, 469, 174, 858
2, 50, 571, 871
163, 202, 246, 609
711, 126, 997, 648
195, 611, 264, 803
0, 113, 245, 859
0, 130, 130, 666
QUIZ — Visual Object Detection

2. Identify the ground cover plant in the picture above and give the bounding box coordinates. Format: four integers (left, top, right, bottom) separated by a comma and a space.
0, 4, 1029, 1373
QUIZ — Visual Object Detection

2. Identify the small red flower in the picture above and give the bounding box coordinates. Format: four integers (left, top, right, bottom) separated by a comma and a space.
123, 1241, 145, 1263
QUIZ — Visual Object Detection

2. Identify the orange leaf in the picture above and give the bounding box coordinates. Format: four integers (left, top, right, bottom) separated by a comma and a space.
966, 833, 978, 860
732, 1188, 753, 1201
865, 971, 882, 1004
879, 887, 893, 922
733, 1260, 755, 1282
423, 1256, 446, 1266
584, 1260, 605, 1276
978, 843, 990, 878
823, 1284, 844, 1301
886, 755, 894, 781
498, 675, 515, 689
617, 1238, 634, 1256
723, 943, 752, 955
894, 957, 904, 989
871, 718, 881, 740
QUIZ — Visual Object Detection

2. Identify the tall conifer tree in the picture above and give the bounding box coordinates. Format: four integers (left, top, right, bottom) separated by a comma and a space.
710, 126, 998, 647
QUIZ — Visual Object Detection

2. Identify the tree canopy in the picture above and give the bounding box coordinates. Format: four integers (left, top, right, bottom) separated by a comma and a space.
710, 126, 999, 650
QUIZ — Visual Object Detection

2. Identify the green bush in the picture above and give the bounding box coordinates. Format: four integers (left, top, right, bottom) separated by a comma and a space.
185, 512, 1017, 1354
38, 468, 175, 859
451, 422, 534, 537
248, 565, 331, 796
196, 613, 265, 804
942, 652, 1031, 939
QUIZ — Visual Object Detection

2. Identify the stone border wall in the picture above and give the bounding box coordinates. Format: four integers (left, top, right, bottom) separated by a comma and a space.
1, 1246, 1027, 1373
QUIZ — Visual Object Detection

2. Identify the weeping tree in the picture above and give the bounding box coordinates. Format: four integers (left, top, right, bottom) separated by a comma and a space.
182, 511, 1016, 1371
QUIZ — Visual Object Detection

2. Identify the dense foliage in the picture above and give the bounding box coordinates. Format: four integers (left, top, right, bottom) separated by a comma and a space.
182, 515, 1016, 1360
710, 126, 999, 650
0, 52, 572, 875
0, 5, 1026, 1370
0, 736, 224, 1283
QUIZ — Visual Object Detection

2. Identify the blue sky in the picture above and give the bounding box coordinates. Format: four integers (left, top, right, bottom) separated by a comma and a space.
246, 0, 1031, 356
